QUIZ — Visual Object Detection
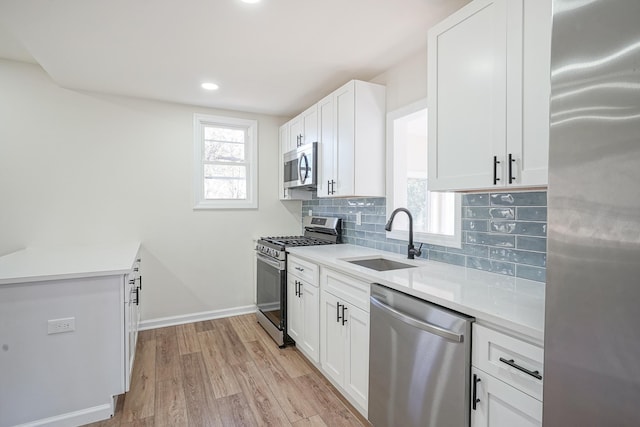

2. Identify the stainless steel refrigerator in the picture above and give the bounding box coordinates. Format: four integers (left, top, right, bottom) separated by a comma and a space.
544, 0, 640, 425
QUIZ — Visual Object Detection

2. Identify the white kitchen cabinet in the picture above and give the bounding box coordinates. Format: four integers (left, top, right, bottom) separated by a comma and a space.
319, 267, 370, 415
317, 80, 386, 198
471, 367, 542, 427
124, 256, 143, 391
471, 324, 543, 427
427, 0, 550, 191
289, 104, 319, 149
287, 255, 320, 363
278, 123, 312, 201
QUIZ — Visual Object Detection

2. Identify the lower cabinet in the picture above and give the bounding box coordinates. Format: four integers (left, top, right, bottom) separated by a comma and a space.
287, 274, 320, 363
471, 324, 543, 427
471, 367, 543, 427
319, 268, 370, 416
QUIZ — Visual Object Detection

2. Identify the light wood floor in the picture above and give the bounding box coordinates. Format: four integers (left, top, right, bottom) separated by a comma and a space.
85, 314, 369, 427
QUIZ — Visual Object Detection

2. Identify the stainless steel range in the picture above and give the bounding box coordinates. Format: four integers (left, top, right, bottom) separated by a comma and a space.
255, 216, 341, 347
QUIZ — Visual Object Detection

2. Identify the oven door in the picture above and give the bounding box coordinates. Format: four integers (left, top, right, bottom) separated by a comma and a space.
255, 252, 287, 346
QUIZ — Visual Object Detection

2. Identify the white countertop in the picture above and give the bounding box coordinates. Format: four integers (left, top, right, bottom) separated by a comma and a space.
287, 244, 545, 342
0, 242, 141, 285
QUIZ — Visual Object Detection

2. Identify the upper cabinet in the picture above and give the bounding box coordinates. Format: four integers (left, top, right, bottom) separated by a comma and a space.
279, 123, 312, 201
427, 0, 551, 191
317, 80, 386, 198
289, 104, 319, 151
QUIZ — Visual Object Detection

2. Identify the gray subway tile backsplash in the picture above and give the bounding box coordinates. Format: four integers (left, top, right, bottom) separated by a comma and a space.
302, 190, 547, 283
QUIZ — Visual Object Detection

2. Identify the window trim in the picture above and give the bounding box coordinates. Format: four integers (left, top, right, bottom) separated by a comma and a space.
193, 113, 258, 210
385, 99, 462, 248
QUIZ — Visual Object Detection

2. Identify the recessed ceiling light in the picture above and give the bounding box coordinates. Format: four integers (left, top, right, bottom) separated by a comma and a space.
201, 83, 219, 91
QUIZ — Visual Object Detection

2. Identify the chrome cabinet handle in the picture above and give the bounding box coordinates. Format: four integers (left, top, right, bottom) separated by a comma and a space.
295, 266, 304, 272
499, 357, 542, 380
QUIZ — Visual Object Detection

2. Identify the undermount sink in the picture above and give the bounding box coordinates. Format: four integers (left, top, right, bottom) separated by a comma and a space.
346, 257, 417, 272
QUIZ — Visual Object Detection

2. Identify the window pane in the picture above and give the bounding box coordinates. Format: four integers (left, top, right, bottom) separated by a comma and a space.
204, 140, 245, 162
204, 178, 247, 200
203, 165, 247, 200
204, 126, 244, 143
391, 105, 456, 237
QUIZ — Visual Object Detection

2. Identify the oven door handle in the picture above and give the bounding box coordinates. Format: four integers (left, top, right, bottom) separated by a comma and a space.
256, 252, 285, 270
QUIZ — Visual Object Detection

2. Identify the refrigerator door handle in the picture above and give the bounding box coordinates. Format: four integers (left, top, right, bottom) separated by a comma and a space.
370, 296, 463, 342
499, 357, 543, 380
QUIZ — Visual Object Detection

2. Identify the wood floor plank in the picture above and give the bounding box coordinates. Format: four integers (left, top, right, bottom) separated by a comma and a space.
292, 415, 329, 427
137, 329, 156, 344
155, 328, 181, 382
228, 313, 259, 342
181, 352, 223, 427
120, 417, 154, 427
176, 323, 201, 355
216, 392, 259, 427
154, 378, 187, 427
122, 338, 156, 422
253, 328, 312, 378
234, 361, 292, 426
194, 320, 216, 333
243, 338, 288, 378
261, 367, 318, 423
214, 318, 253, 366
198, 330, 242, 398
294, 374, 364, 427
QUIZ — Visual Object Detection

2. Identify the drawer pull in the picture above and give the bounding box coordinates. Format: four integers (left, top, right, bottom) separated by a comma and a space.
499, 357, 542, 380
295, 267, 304, 272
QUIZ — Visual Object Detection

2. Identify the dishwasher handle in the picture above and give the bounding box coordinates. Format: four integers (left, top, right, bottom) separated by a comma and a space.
370, 296, 464, 342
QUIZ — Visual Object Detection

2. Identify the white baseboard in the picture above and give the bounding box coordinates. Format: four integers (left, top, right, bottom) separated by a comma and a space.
139, 304, 257, 330
15, 402, 114, 427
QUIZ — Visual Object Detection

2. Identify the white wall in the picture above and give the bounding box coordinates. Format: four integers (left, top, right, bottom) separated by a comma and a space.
370, 49, 428, 113
0, 59, 302, 321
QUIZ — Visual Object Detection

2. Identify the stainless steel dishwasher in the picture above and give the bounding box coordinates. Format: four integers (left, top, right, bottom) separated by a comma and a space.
368, 283, 474, 427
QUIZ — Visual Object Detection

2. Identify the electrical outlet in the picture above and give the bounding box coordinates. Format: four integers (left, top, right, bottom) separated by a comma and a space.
356, 212, 362, 226
308, 209, 313, 217
47, 317, 75, 334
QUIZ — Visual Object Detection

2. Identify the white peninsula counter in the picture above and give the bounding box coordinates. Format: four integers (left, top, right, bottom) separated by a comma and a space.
0, 243, 141, 427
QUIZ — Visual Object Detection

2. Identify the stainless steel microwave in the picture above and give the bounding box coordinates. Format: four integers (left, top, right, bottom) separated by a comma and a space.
284, 142, 317, 189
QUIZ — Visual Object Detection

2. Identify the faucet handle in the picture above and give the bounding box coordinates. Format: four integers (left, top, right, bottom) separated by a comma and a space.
413, 243, 424, 258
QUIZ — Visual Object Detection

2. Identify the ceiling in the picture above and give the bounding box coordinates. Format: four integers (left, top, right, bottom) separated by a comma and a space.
0, 0, 468, 117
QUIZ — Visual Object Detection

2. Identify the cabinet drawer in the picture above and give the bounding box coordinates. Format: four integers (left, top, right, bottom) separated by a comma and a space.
473, 324, 543, 400
288, 256, 318, 285
321, 268, 369, 312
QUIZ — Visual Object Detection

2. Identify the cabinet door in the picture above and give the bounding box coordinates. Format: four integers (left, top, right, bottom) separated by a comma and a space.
506, 0, 550, 187
301, 104, 319, 146
471, 368, 542, 427
320, 290, 345, 386
317, 94, 335, 198
289, 116, 302, 150
334, 82, 356, 197
344, 303, 369, 413
299, 282, 320, 363
287, 276, 303, 343
428, 0, 507, 191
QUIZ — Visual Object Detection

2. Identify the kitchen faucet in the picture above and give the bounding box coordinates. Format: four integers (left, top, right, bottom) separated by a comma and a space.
385, 208, 422, 259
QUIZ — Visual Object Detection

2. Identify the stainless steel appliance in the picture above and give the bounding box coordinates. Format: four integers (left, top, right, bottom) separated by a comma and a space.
368, 283, 473, 427
544, 1, 640, 425
283, 142, 317, 189
255, 216, 340, 346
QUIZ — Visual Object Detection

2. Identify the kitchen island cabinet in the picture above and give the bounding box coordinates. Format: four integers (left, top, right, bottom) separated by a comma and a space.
0, 243, 141, 427
427, 0, 551, 191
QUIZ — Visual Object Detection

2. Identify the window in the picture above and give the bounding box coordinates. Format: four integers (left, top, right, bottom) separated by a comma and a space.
386, 99, 461, 247
193, 114, 258, 209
